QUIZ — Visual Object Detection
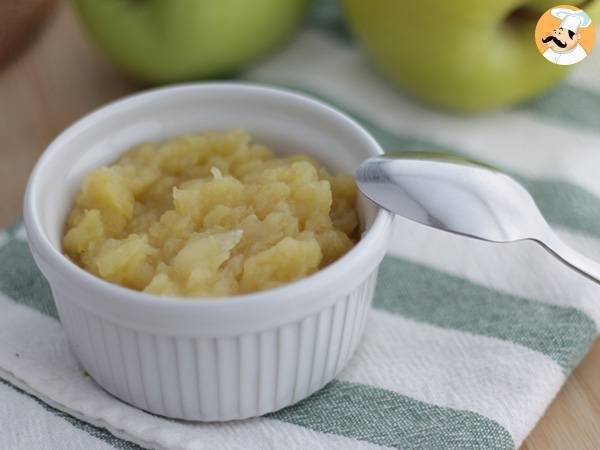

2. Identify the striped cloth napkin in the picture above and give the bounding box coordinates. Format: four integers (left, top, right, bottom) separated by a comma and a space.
2, 3, 600, 450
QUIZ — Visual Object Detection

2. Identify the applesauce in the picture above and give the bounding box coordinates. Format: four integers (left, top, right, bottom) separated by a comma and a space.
62, 130, 359, 297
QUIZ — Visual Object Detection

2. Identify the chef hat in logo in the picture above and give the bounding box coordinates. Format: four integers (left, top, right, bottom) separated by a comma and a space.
551, 7, 592, 33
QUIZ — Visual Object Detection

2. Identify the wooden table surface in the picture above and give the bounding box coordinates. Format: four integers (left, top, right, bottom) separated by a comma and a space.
1, 3, 599, 449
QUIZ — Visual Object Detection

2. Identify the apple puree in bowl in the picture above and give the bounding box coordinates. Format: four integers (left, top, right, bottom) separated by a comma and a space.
62, 130, 359, 297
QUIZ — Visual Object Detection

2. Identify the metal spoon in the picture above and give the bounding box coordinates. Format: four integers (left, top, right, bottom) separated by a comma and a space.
356, 152, 600, 284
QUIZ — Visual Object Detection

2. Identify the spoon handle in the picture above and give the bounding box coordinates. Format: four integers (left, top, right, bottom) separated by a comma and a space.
539, 232, 600, 286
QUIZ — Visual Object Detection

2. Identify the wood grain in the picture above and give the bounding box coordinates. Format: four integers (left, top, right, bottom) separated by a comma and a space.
0, 3, 598, 449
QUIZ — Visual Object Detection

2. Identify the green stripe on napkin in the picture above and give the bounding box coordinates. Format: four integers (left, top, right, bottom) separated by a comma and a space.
375, 257, 596, 372
0, 240, 57, 318
271, 380, 514, 450
522, 83, 600, 133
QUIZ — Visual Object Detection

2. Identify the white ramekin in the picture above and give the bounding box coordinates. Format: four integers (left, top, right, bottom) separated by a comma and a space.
24, 83, 394, 421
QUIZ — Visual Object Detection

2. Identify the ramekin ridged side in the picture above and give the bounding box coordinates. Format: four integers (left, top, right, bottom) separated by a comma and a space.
53, 269, 378, 420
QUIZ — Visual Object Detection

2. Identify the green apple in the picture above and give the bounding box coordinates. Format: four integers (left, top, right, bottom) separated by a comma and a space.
73, 0, 311, 83
342, 0, 600, 112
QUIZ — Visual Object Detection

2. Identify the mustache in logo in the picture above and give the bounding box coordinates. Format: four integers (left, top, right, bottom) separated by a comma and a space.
542, 35, 567, 48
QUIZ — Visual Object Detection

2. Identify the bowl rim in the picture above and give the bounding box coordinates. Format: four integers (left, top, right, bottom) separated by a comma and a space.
24, 82, 393, 310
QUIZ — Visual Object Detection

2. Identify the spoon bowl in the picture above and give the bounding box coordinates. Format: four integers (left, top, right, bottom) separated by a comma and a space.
356, 152, 600, 285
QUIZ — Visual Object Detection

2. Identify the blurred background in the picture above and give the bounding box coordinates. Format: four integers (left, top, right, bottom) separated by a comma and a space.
1, 1, 600, 448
